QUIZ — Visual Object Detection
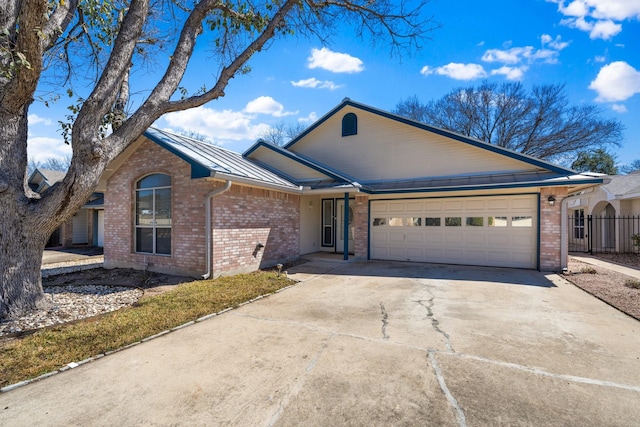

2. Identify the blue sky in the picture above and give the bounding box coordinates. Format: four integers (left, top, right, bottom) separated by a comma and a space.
27, 0, 640, 169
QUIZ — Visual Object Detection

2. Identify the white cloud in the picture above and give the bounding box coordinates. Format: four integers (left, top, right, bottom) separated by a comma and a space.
307, 47, 364, 74
611, 104, 628, 113
298, 112, 318, 123
589, 61, 640, 102
421, 63, 488, 80
27, 137, 71, 163
482, 46, 534, 64
291, 78, 343, 90
163, 106, 271, 144
244, 96, 298, 117
594, 55, 606, 62
490, 66, 529, 81
28, 114, 52, 126
426, 34, 568, 82
589, 19, 622, 39
550, 0, 639, 40
541, 34, 570, 50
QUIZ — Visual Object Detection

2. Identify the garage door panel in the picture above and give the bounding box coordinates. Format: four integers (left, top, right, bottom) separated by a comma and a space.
445, 234, 464, 244
466, 200, 485, 210
512, 234, 534, 246
389, 232, 405, 242
406, 233, 423, 243
406, 248, 423, 259
445, 200, 463, 210
405, 201, 423, 212
389, 201, 405, 212
425, 201, 443, 211
372, 232, 388, 242
487, 234, 509, 245
370, 195, 537, 269
488, 199, 509, 210
372, 202, 388, 213
425, 233, 443, 243
387, 247, 405, 258
466, 234, 485, 245
512, 198, 534, 209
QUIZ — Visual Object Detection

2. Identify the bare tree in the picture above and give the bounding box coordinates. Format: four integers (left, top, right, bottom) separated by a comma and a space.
620, 159, 640, 174
394, 82, 624, 162
259, 121, 307, 146
0, 0, 437, 319
179, 130, 216, 145
27, 155, 72, 176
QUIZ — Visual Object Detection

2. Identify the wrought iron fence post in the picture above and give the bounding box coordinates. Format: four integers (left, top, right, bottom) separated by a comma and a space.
587, 215, 593, 255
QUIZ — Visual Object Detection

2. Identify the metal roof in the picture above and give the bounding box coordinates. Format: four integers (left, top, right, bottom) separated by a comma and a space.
352, 171, 604, 194
144, 128, 299, 190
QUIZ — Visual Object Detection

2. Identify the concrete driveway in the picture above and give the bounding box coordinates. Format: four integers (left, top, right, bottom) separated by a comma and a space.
1, 261, 639, 426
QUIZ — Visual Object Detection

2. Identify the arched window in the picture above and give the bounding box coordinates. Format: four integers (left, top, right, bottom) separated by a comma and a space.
135, 173, 171, 255
342, 113, 357, 137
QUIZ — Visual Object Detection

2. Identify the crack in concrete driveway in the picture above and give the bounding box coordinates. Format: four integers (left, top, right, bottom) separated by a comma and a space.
1, 260, 639, 427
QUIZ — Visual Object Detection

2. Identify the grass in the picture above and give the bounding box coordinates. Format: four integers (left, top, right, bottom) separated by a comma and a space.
0, 271, 295, 389
580, 266, 598, 274
625, 279, 640, 289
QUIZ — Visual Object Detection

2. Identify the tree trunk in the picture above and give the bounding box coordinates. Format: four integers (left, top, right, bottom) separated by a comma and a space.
0, 211, 50, 319
0, 104, 56, 320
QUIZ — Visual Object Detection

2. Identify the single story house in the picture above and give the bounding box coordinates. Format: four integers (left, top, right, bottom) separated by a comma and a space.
565, 174, 640, 253
29, 168, 105, 247
97, 99, 603, 278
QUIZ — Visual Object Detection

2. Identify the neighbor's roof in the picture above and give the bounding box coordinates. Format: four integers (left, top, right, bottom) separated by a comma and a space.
143, 128, 299, 190
38, 169, 67, 184
601, 174, 640, 197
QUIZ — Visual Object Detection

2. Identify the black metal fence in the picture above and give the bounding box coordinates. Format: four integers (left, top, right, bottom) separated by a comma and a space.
568, 215, 640, 254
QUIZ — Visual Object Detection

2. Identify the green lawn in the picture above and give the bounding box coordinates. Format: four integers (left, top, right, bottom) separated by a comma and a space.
0, 271, 295, 389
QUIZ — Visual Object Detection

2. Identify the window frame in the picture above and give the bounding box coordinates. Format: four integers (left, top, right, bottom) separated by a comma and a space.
135, 173, 172, 256
573, 209, 585, 239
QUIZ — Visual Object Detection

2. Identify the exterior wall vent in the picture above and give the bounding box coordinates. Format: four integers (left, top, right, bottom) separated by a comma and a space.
342, 113, 357, 137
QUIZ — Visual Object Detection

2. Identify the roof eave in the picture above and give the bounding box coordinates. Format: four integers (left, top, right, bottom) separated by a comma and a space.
209, 172, 302, 194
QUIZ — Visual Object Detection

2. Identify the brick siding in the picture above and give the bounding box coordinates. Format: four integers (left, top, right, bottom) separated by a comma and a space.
104, 138, 300, 278
539, 186, 568, 271
353, 194, 369, 260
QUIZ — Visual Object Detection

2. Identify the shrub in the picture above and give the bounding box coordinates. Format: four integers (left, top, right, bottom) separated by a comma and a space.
580, 266, 597, 274
624, 279, 640, 289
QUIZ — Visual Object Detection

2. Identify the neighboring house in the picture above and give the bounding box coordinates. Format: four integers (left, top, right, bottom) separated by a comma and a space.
565, 174, 640, 253
28, 168, 105, 247
98, 99, 603, 278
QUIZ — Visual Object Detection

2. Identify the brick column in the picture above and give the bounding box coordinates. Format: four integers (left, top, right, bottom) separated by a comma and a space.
539, 187, 568, 271
354, 194, 369, 260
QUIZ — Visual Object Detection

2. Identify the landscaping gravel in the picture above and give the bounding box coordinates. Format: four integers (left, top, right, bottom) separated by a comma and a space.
566, 255, 640, 321
0, 285, 143, 336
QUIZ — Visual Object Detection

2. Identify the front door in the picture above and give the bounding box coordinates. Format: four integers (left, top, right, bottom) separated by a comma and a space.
336, 199, 354, 254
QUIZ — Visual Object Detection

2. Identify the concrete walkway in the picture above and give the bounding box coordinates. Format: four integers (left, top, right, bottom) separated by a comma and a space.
1, 261, 639, 426
571, 255, 640, 280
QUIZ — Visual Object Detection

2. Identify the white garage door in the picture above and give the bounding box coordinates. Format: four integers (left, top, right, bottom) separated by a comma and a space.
371, 195, 537, 269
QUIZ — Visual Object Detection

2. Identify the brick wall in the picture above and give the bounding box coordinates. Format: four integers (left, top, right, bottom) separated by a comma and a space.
539, 186, 568, 271
211, 185, 300, 277
104, 138, 300, 278
353, 194, 369, 260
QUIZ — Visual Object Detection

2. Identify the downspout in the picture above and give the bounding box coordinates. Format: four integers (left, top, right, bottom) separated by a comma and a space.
560, 195, 570, 271
202, 180, 232, 279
